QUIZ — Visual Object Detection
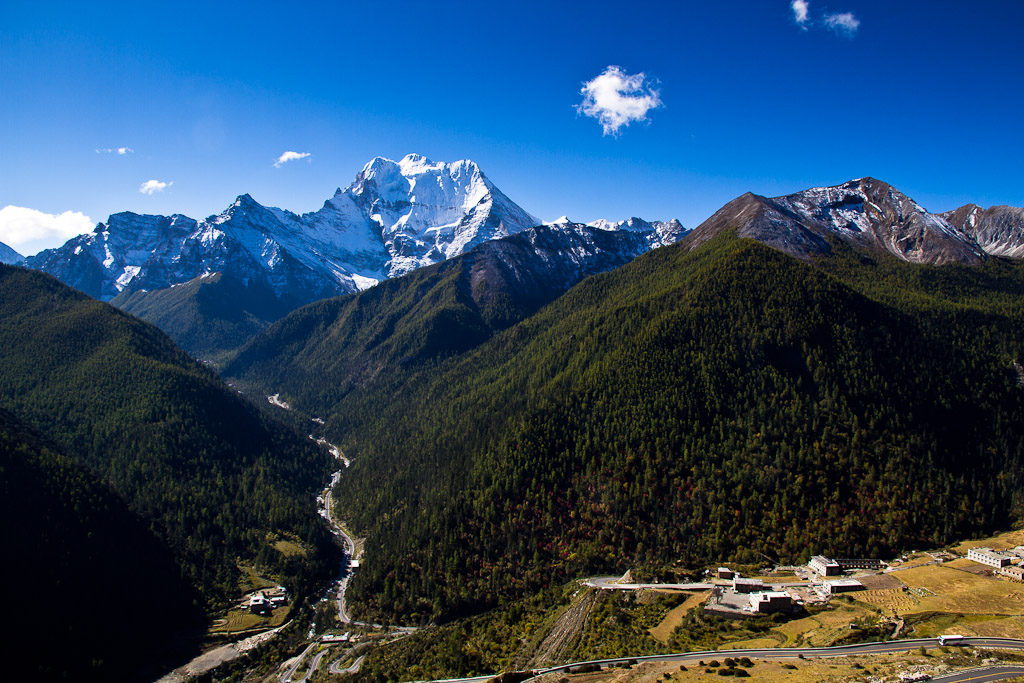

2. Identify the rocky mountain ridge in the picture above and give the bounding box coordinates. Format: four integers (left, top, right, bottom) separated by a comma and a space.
940, 203, 1024, 258
685, 177, 1021, 265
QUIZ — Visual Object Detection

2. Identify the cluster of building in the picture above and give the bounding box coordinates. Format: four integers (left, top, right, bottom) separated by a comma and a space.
708, 572, 797, 615
321, 631, 354, 643
966, 546, 1024, 580
703, 542, 1024, 619
247, 587, 288, 615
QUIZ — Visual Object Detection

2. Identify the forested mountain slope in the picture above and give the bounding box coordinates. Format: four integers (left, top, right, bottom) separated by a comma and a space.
111, 271, 294, 362
224, 222, 663, 404
0, 265, 341, 615
275, 235, 1024, 623
0, 408, 201, 682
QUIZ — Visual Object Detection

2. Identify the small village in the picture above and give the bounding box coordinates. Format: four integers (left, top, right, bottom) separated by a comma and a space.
702, 544, 1024, 619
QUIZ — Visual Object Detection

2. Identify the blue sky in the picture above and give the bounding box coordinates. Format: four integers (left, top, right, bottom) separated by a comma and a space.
1, 0, 1022, 255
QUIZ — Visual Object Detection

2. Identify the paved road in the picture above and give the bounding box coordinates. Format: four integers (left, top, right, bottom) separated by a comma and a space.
279, 642, 317, 683
328, 652, 367, 675
584, 576, 713, 591
931, 666, 1024, 682
293, 648, 328, 682
516, 637, 1024, 681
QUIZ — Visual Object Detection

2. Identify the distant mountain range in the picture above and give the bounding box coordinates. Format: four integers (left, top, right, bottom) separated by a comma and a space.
4, 161, 1024, 679
22, 155, 687, 356
14, 163, 1024, 361
24, 154, 687, 305
25, 155, 537, 304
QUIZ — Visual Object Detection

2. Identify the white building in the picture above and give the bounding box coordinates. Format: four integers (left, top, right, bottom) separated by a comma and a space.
248, 592, 272, 614
809, 555, 841, 576
967, 547, 1011, 568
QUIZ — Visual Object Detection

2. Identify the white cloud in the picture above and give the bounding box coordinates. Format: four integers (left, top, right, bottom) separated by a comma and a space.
274, 151, 311, 167
576, 66, 663, 136
825, 11, 860, 36
791, 0, 810, 26
0, 206, 94, 248
139, 179, 171, 195
96, 147, 134, 155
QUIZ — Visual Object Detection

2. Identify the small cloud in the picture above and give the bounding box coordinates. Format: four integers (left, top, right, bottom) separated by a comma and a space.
274, 151, 311, 167
825, 11, 860, 36
139, 179, 171, 195
576, 66, 663, 137
96, 147, 134, 155
0, 206, 94, 248
791, 0, 810, 26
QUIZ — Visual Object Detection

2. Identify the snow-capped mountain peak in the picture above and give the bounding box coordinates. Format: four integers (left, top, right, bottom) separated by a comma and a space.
26, 155, 544, 303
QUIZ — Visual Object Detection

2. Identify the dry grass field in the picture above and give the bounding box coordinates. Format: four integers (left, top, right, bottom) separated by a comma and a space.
910, 612, 1024, 639
648, 591, 710, 645
894, 564, 1024, 616
857, 588, 919, 613
857, 573, 903, 590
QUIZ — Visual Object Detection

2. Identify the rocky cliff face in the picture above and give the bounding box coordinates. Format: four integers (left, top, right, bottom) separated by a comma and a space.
941, 203, 1024, 258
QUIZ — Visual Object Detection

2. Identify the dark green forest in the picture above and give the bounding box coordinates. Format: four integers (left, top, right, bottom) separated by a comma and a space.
0, 408, 202, 682
112, 271, 295, 363
0, 266, 341, 618
228, 234, 1024, 625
